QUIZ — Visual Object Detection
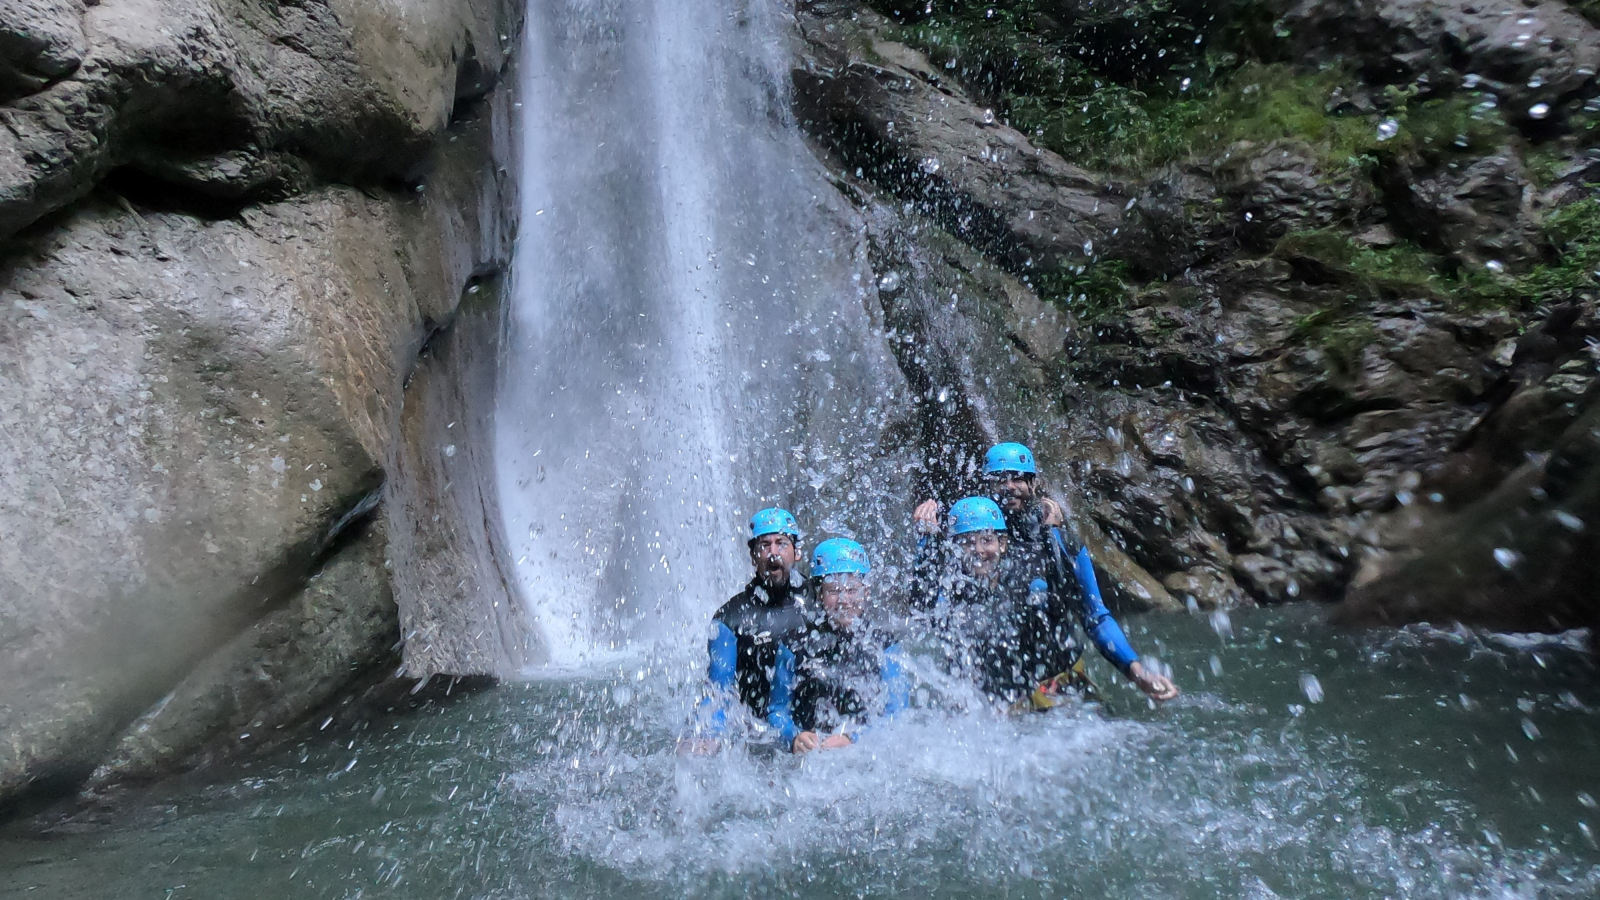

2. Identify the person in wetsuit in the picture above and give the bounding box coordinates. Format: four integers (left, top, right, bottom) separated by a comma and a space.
765, 538, 909, 754
690, 507, 812, 750
912, 496, 1067, 705
915, 443, 1179, 704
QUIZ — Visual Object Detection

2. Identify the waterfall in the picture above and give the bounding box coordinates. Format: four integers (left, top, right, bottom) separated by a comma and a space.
496, 0, 912, 666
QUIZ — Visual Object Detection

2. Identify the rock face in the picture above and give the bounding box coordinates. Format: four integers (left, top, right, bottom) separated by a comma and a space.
0, 0, 528, 812
795, 1, 1600, 628
1279, 0, 1600, 127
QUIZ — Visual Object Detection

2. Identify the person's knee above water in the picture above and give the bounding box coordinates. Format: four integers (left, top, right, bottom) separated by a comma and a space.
914, 444, 1180, 703
695, 507, 812, 742
766, 538, 910, 755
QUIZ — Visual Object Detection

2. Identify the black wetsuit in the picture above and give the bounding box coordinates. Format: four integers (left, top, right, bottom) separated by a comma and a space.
766, 623, 908, 742
924, 558, 1079, 703
705, 570, 812, 721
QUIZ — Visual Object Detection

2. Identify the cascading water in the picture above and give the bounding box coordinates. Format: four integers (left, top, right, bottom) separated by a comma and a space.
495, 0, 912, 665
6, 3, 1600, 899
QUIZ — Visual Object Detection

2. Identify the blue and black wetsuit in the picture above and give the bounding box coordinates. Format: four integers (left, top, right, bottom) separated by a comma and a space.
909, 505, 1140, 702
1003, 505, 1140, 676
700, 571, 812, 733
916, 557, 1071, 702
765, 624, 909, 748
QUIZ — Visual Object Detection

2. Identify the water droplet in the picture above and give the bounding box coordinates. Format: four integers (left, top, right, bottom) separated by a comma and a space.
612, 685, 633, 705
1554, 510, 1585, 532
1485, 259, 1507, 274
1376, 118, 1401, 141
920, 157, 941, 175
877, 271, 902, 293
1529, 102, 1551, 119
1493, 547, 1522, 569
1180, 77, 1192, 92
1299, 673, 1324, 703
1528, 75, 1545, 89
1082, 239, 1094, 255
1209, 610, 1233, 639
1580, 792, 1598, 808
982, 108, 995, 124
1287, 704, 1305, 717
1463, 73, 1482, 89
443, 444, 457, 458
1521, 717, 1541, 740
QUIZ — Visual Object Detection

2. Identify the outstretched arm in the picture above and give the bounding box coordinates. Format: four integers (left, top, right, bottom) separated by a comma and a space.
1050, 528, 1179, 701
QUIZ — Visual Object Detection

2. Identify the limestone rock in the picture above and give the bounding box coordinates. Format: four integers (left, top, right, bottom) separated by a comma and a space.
0, 0, 515, 240
1380, 152, 1542, 270
87, 522, 397, 784
0, 0, 86, 102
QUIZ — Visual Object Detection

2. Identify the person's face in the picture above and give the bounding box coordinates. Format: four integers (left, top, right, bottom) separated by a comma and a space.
818, 573, 868, 630
956, 530, 1007, 579
749, 533, 799, 586
988, 472, 1035, 514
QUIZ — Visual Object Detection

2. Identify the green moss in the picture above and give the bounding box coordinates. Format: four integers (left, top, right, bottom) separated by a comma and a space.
1294, 307, 1379, 372
876, 0, 1510, 175
1274, 202, 1600, 314
1030, 259, 1133, 321
1272, 228, 1446, 298
1458, 199, 1600, 309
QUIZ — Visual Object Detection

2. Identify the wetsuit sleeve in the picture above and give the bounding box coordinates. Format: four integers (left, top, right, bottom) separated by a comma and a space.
766, 644, 801, 748
696, 621, 739, 734
880, 642, 910, 719
1050, 528, 1140, 673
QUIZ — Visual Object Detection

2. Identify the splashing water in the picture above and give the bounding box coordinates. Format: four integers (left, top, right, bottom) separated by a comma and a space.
5, 607, 1599, 898
496, 0, 911, 664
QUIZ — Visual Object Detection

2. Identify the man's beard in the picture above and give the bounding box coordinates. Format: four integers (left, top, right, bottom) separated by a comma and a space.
758, 562, 790, 588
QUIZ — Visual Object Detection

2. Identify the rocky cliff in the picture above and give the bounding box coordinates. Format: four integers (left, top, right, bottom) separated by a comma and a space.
0, 0, 533, 812
793, 0, 1600, 629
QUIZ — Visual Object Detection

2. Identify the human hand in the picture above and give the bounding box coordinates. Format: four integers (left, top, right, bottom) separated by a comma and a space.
792, 731, 822, 754
819, 733, 854, 750
913, 499, 941, 534
1039, 497, 1064, 526
1128, 661, 1180, 702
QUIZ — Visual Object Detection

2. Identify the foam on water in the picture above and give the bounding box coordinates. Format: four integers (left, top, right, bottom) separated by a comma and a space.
509, 663, 1600, 899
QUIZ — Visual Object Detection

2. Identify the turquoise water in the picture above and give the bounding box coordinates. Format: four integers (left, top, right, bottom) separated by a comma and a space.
4, 606, 1598, 899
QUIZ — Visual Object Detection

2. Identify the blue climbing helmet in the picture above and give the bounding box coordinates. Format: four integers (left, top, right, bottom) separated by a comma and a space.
984, 442, 1038, 476
748, 507, 801, 544
949, 496, 1006, 535
811, 538, 871, 578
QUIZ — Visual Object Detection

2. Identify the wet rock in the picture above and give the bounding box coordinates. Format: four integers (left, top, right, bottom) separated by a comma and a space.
1215, 140, 1375, 252
1, 0, 513, 240
1115, 166, 1230, 277
0, 2, 522, 809
1339, 390, 1600, 631
1279, 0, 1600, 127
0, 0, 86, 102
1379, 152, 1541, 271
794, 9, 1125, 274
87, 523, 397, 784
1163, 566, 1247, 610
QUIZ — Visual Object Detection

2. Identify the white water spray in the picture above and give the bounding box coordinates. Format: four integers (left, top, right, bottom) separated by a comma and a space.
497, 0, 912, 666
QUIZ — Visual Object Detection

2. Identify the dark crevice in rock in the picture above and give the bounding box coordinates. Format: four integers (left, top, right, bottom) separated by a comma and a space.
99, 165, 258, 221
